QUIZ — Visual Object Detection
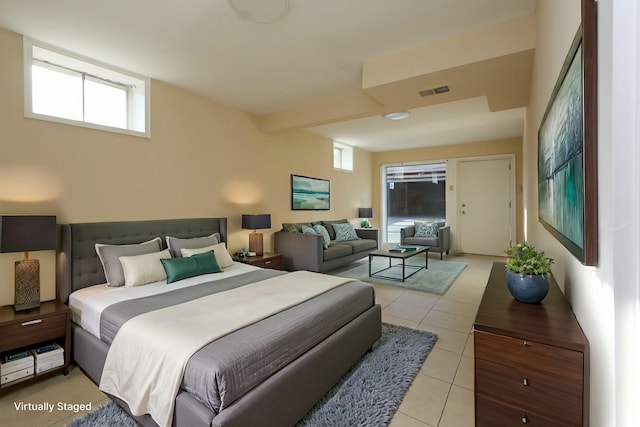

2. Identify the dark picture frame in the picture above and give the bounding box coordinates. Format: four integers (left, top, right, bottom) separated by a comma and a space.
291, 174, 330, 210
537, 0, 598, 266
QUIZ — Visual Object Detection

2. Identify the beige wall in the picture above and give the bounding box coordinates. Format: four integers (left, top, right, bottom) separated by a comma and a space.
370, 137, 524, 248
0, 27, 372, 305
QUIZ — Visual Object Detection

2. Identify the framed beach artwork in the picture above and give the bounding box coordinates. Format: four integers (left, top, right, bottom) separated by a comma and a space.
291, 174, 330, 210
537, 3, 598, 266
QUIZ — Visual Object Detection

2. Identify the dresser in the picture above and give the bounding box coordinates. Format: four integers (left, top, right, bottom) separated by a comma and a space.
474, 262, 588, 426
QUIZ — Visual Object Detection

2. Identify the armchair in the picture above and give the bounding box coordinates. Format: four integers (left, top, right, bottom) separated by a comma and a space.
400, 224, 450, 259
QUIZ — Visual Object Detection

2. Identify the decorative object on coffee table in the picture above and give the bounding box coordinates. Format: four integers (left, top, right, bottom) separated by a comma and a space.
504, 243, 554, 303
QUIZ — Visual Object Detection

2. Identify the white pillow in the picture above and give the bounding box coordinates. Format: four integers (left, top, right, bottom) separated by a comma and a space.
119, 249, 171, 287
181, 242, 234, 269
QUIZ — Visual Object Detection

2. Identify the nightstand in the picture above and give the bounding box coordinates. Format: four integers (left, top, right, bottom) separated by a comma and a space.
0, 301, 71, 394
233, 253, 283, 270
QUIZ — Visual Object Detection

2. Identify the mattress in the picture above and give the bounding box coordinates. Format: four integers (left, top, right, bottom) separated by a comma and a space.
70, 263, 376, 414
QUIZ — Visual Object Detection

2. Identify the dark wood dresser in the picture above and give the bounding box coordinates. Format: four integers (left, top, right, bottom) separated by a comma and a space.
474, 262, 588, 426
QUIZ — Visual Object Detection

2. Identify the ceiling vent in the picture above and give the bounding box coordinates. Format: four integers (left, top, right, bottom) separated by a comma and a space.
419, 85, 450, 97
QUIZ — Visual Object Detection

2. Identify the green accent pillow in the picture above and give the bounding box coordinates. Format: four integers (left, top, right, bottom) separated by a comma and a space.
160, 250, 221, 284
282, 223, 299, 233
333, 223, 359, 241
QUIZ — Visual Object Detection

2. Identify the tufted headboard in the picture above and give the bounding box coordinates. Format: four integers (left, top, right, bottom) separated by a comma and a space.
57, 217, 228, 304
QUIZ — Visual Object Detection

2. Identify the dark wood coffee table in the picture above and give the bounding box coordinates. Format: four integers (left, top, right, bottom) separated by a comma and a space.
368, 246, 429, 282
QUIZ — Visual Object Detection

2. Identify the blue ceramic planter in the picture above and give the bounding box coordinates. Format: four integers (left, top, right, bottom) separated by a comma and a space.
506, 270, 549, 303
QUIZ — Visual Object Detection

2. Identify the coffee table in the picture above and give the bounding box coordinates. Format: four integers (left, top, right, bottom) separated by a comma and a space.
368, 246, 429, 282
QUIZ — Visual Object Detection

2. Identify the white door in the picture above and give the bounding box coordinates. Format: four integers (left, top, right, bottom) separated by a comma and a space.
458, 158, 513, 256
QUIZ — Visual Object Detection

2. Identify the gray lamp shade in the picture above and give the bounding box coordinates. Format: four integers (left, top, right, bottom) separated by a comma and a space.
358, 208, 373, 219
241, 214, 271, 231
0, 215, 56, 253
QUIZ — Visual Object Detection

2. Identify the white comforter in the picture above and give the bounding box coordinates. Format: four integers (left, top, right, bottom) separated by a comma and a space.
98, 270, 351, 427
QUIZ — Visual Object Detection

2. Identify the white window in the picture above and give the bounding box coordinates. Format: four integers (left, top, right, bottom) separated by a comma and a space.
24, 38, 150, 137
333, 141, 353, 171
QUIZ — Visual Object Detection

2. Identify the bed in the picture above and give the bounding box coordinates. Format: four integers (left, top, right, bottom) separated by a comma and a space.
56, 217, 382, 427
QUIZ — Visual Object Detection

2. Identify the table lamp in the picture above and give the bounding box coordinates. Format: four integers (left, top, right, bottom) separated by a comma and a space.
358, 208, 373, 228
241, 214, 271, 256
0, 215, 56, 311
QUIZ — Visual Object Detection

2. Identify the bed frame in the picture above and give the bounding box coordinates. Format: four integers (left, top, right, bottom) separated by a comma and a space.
57, 217, 382, 427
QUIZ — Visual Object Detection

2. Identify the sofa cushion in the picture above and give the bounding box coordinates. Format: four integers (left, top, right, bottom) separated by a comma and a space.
339, 238, 377, 254
404, 236, 439, 247
321, 219, 348, 240
323, 243, 352, 261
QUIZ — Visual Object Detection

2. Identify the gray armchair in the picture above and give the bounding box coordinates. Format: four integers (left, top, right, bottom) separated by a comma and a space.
400, 224, 450, 259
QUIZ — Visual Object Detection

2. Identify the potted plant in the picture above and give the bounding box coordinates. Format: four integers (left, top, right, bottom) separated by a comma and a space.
504, 243, 554, 303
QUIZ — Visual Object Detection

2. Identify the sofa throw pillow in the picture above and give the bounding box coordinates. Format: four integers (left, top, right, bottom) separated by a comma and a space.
161, 251, 221, 284
414, 221, 436, 237
321, 219, 348, 240
333, 223, 359, 242
282, 223, 299, 233
415, 221, 444, 238
301, 225, 317, 235
312, 224, 331, 249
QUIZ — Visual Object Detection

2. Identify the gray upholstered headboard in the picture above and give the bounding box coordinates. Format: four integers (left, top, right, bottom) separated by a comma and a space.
57, 217, 228, 304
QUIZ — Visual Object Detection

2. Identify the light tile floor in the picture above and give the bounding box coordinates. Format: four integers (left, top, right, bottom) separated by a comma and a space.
0, 254, 500, 427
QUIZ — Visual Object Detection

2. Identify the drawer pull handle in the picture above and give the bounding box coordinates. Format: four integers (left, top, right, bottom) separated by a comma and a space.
21, 319, 43, 326
522, 416, 528, 424
264, 261, 272, 264
523, 340, 530, 347
523, 378, 528, 386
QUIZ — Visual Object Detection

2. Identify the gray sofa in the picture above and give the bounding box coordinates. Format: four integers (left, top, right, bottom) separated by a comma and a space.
274, 220, 378, 272
400, 223, 451, 259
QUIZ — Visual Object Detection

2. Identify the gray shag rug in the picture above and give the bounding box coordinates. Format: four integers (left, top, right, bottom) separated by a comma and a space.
67, 323, 437, 427
330, 256, 467, 295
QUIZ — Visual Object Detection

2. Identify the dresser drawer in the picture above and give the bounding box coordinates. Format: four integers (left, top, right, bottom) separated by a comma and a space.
475, 331, 583, 425
475, 331, 583, 378
476, 394, 575, 427
0, 312, 67, 353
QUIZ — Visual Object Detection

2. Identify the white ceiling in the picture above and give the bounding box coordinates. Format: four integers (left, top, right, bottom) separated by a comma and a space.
0, 0, 536, 151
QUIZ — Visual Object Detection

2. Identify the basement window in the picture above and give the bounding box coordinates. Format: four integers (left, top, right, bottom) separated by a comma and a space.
333, 141, 353, 171
23, 38, 150, 137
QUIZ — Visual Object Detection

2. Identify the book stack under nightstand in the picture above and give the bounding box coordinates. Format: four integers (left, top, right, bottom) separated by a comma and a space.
1, 351, 34, 385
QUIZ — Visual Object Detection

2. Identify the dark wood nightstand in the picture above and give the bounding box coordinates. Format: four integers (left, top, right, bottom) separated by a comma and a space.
233, 253, 283, 270
0, 301, 71, 394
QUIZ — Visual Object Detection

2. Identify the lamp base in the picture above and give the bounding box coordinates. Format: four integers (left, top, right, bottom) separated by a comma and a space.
14, 259, 40, 312
248, 232, 264, 256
